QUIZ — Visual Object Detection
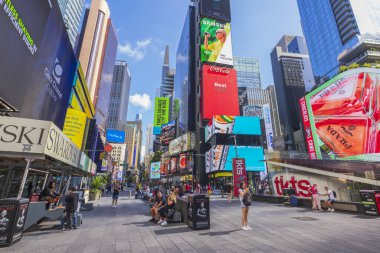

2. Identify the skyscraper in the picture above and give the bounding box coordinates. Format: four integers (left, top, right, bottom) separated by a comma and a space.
160, 46, 176, 97
233, 57, 262, 115
123, 120, 143, 169
297, 0, 380, 82
58, 0, 85, 48
107, 61, 131, 130
270, 35, 315, 150
76, 0, 118, 133
145, 124, 154, 155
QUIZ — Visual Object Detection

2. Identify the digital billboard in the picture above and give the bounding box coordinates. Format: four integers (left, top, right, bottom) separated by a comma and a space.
160, 120, 176, 145
63, 108, 87, 149
205, 145, 265, 173
150, 162, 161, 179
153, 97, 170, 135
205, 115, 261, 142
106, 130, 125, 143
263, 104, 274, 150
200, 0, 231, 22
301, 68, 380, 161
200, 18, 233, 66
202, 65, 239, 120
0, 0, 77, 129
238, 87, 248, 116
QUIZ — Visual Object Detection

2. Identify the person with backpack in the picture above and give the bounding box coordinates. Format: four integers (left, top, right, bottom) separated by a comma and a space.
239, 182, 252, 231
322, 186, 336, 212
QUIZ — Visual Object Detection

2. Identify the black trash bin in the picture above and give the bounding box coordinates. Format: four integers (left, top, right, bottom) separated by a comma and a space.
187, 194, 210, 230
0, 198, 30, 247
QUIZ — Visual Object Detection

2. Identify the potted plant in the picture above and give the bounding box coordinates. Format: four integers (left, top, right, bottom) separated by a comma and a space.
89, 176, 106, 201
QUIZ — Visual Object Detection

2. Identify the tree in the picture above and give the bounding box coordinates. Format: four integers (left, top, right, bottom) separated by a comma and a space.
150, 151, 163, 163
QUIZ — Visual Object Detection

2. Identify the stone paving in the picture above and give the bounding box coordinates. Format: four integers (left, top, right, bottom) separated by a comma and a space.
3, 192, 379, 253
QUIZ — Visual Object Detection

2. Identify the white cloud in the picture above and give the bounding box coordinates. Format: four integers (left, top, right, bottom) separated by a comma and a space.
160, 50, 165, 57
129, 93, 152, 110
118, 38, 152, 61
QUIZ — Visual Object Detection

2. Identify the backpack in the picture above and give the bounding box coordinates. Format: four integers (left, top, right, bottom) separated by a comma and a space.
243, 193, 252, 206
333, 191, 337, 198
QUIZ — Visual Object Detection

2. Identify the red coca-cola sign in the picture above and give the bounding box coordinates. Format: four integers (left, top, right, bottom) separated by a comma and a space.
233, 158, 248, 197
202, 64, 239, 120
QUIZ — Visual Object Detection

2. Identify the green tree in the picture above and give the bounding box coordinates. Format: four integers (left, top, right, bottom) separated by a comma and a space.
150, 151, 163, 163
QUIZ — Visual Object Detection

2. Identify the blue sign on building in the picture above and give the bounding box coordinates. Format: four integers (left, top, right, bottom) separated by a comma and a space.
106, 129, 125, 143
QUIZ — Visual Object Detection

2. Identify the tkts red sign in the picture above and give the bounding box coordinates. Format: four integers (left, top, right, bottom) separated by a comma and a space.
202, 64, 239, 120
274, 176, 311, 198
233, 158, 247, 197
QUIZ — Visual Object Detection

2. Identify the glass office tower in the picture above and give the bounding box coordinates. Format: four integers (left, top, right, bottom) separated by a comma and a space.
297, 0, 380, 82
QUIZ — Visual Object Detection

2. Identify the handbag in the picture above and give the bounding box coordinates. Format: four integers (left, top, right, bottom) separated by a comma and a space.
167, 208, 175, 219
243, 193, 252, 206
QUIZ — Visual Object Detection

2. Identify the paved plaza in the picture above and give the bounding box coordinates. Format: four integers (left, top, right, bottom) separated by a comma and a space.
3, 192, 379, 253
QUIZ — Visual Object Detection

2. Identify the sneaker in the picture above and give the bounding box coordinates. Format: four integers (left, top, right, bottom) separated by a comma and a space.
149, 218, 155, 222
161, 221, 167, 226
327, 208, 331, 211
330, 209, 335, 212
246, 226, 252, 230
153, 219, 159, 223
241, 226, 248, 231
157, 220, 163, 224
61, 228, 66, 232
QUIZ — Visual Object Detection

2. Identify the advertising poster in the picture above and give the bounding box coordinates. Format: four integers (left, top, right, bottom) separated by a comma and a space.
0, 201, 17, 246
153, 97, 170, 135
202, 65, 239, 120
106, 130, 126, 143
301, 68, 380, 161
169, 132, 196, 155
262, 104, 274, 151
71, 63, 95, 118
170, 158, 177, 174
205, 115, 261, 142
233, 158, 248, 197
206, 145, 265, 173
200, 18, 233, 66
238, 87, 248, 116
179, 154, 187, 171
150, 162, 161, 179
160, 162, 168, 177
12, 201, 29, 244
63, 108, 87, 149
200, 0, 231, 21
160, 120, 176, 145
243, 105, 262, 117
0, 0, 77, 129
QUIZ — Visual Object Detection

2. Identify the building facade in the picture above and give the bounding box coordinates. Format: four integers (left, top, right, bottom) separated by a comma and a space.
145, 124, 154, 155
58, 0, 85, 48
297, 0, 380, 82
270, 35, 315, 150
110, 143, 128, 177
107, 61, 132, 130
160, 46, 176, 97
123, 120, 143, 170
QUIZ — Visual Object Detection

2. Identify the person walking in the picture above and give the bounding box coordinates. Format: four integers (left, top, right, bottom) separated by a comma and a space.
309, 184, 322, 211
239, 182, 252, 231
225, 183, 232, 204
322, 186, 336, 212
62, 187, 76, 231
112, 184, 120, 207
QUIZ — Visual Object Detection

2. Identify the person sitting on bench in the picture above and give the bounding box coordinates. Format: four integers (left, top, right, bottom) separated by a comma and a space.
39, 182, 60, 210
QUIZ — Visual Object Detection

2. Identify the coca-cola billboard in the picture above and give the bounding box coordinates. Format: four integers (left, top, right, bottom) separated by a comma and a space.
202, 64, 239, 120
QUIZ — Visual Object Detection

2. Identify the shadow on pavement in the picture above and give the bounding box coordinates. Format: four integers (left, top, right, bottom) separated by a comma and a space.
198, 229, 239, 236
123, 221, 185, 227
153, 227, 192, 235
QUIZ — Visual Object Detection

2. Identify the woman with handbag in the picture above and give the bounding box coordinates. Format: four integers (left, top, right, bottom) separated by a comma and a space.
161, 187, 177, 226
239, 182, 252, 231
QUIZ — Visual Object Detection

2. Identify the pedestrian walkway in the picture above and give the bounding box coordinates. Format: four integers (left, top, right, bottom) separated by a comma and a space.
3, 192, 379, 253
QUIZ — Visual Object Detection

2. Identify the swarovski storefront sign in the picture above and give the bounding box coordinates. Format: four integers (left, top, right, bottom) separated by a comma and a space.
169, 132, 196, 155
0, 116, 80, 168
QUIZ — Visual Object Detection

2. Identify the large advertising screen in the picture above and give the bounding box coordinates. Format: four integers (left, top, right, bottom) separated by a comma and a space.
153, 97, 170, 135
263, 104, 274, 151
150, 162, 161, 179
205, 115, 261, 142
0, 0, 77, 129
160, 120, 176, 145
200, 18, 233, 66
63, 108, 87, 149
200, 0, 231, 22
106, 130, 126, 143
301, 68, 380, 161
202, 65, 239, 120
206, 145, 265, 173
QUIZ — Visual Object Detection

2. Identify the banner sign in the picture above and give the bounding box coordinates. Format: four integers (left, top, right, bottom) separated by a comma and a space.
150, 162, 161, 179
300, 68, 380, 161
262, 104, 274, 151
169, 132, 196, 155
153, 97, 170, 135
63, 108, 87, 149
160, 120, 176, 145
233, 158, 248, 197
200, 18, 233, 66
106, 129, 125, 143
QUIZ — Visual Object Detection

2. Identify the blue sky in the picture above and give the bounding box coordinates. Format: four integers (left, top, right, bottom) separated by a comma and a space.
105, 0, 303, 149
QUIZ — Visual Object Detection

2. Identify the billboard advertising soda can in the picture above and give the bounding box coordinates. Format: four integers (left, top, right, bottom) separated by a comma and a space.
200, 18, 233, 66
202, 65, 239, 120
153, 97, 170, 135
300, 68, 380, 161
0, 0, 77, 129
150, 162, 161, 179
106, 130, 126, 143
